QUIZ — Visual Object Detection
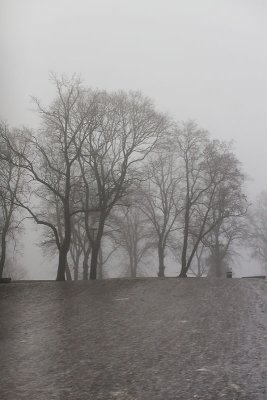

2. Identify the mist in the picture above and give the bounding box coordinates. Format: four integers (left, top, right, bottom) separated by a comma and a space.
0, 0, 267, 279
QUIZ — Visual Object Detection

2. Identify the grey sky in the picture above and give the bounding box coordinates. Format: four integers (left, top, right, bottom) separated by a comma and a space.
1, 0, 266, 277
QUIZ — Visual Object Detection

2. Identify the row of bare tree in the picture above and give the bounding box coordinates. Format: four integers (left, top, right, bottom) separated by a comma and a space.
0, 75, 265, 280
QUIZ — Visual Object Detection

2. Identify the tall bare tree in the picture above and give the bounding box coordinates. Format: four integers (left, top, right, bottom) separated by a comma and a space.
170, 121, 246, 277
203, 211, 246, 277
0, 124, 24, 278
78, 91, 168, 279
188, 243, 208, 277
108, 205, 153, 278
246, 192, 267, 276
141, 153, 181, 277
69, 214, 91, 280
2, 76, 99, 280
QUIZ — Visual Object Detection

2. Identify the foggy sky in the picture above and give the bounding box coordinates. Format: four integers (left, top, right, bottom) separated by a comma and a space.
1, 0, 266, 278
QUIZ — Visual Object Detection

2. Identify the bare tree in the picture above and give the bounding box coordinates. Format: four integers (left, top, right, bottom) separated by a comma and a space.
188, 242, 209, 277
0, 124, 24, 278
96, 240, 120, 279
39, 190, 91, 280
170, 121, 246, 277
78, 91, 168, 279
69, 214, 91, 280
203, 212, 246, 277
245, 192, 267, 276
141, 153, 181, 277
108, 205, 153, 278
1, 76, 99, 280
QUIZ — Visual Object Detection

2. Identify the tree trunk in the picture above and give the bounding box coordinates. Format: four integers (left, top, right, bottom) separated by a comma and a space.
73, 252, 80, 280
132, 260, 138, 278
89, 218, 105, 280
179, 259, 188, 277
0, 229, 7, 278
133, 248, 138, 278
57, 247, 67, 281
179, 201, 190, 278
56, 173, 72, 281
215, 260, 222, 277
129, 253, 136, 278
56, 233, 71, 281
179, 211, 209, 277
158, 245, 165, 277
207, 237, 225, 277
83, 247, 91, 280
197, 256, 202, 277
90, 241, 100, 280
97, 247, 103, 279
73, 265, 79, 281
65, 263, 72, 280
